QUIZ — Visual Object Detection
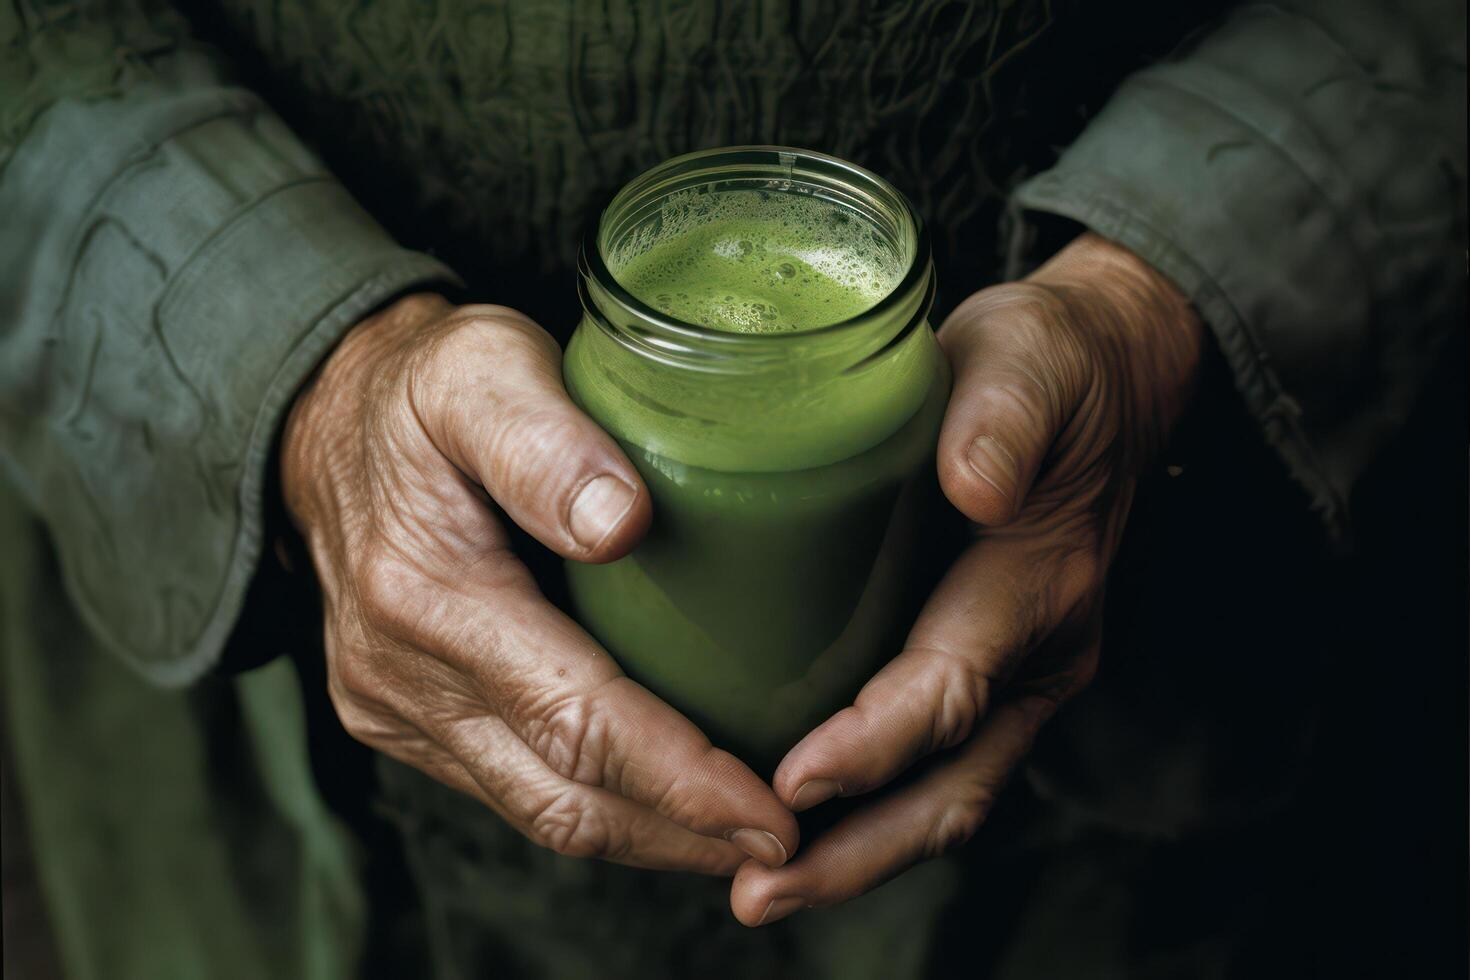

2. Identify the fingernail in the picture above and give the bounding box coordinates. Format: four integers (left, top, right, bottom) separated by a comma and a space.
756, 896, 807, 927
790, 778, 842, 812
967, 436, 1018, 501
568, 475, 637, 551
726, 828, 788, 868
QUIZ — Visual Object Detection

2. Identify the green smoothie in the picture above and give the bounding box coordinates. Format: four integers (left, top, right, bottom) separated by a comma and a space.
613, 191, 900, 334
565, 151, 945, 771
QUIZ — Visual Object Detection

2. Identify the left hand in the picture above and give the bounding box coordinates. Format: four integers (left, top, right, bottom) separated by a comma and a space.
729, 232, 1206, 926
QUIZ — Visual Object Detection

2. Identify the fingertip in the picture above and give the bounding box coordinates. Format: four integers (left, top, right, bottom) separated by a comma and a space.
725, 827, 788, 868
772, 712, 868, 810
773, 750, 840, 812
566, 472, 651, 562
731, 864, 809, 927
416, 307, 654, 563
730, 861, 781, 927
770, 729, 823, 805
766, 804, 802, 866
703, 747, 802, 861
937, 433, 1022, 526
788, 778, 842, 813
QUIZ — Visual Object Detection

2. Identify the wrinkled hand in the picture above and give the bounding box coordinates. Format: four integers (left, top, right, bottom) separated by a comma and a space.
731, 233, 1205, 925
282, 294, 797, 873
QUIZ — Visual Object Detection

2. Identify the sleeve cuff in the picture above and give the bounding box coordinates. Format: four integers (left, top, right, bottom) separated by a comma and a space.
174, 202, 458, 686
1008, 2, 1465, 545
1008, 11, 1374, 541
105, 179, 459, 687
1010, 164, 1347, 537
0, 74, 459, 685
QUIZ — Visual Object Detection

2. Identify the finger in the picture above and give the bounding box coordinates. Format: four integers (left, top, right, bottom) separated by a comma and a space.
361, 708, 748, 875
409, 304, 651, 563
350, 554, 799, 866
772, 535, 1096, 813
731, 694, 1059, 926
443, 713, 750, 875
935, 287, 1087, 526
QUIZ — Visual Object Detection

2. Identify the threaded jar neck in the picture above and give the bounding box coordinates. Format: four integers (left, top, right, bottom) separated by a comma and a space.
578, 145, 934, 379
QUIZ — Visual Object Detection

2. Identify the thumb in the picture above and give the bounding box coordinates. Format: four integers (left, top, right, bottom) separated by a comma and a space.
409, 304, 652, 562
935, 287, 1086, 526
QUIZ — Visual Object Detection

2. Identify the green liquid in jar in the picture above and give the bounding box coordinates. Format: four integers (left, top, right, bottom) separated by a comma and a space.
614, 192, 899, 333
565, 186, 946, 772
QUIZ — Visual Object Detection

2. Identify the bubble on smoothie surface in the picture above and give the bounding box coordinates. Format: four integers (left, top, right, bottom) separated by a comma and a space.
607, 189, 905, 334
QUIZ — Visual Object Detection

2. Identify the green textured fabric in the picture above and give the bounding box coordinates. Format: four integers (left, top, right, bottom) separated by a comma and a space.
0, 1, 458, 682
198, 0, 1064, 297
0, 2, 455, 977
0, 0, 1463, 977
1, 483, 365, 980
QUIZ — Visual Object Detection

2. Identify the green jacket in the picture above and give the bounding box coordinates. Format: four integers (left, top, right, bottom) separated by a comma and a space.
1, 1, 1463, 977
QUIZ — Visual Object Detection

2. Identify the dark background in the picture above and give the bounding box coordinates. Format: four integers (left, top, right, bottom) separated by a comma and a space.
922, 326, 1469, 977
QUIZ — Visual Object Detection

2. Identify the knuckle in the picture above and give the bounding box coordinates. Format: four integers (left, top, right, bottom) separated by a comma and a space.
330, 645, 382, 704
920, 650, 990, 752
975, 378, 1052, 435
993, 283, 1070, 331
528, 791, 625, 860
407, 309, 545, 410
452, 308, 555, 365
523, 692, 610, 786
945, 283, 1061, 341
457, 545, 535, 596
652, 747, 731, 826
487, 406, 587, 497
457, 304, 538, 333
352, 548, 427, 638
357, 558, 414, 637
925, 794, 993, 859
946, 287, 1086, 422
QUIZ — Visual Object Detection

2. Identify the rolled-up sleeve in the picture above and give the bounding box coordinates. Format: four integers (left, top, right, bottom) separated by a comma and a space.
1010, 0, 1467, 538
0, 5, 459, 685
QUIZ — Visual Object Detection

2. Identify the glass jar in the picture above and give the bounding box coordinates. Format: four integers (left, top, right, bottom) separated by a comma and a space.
563, 146, 946, 772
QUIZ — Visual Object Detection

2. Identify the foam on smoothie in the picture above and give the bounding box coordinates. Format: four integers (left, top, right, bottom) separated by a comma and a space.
607, 189, 905, 333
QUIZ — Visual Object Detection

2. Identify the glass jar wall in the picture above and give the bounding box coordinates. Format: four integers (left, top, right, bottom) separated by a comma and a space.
563, 146, 947, 772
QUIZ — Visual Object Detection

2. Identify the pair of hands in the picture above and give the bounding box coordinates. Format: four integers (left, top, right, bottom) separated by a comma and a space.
281, 233, 1203, 926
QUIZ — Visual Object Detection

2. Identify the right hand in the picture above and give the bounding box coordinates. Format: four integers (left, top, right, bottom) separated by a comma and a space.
281, 293, 797, 873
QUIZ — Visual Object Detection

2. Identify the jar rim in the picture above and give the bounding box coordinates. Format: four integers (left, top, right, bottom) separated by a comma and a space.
578, 145, 933, 364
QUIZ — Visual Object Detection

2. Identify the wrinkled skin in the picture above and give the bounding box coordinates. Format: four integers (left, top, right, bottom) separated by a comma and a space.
729, 232, 1205, 925
281, 231, 1202, 917
282, 296, 798, 873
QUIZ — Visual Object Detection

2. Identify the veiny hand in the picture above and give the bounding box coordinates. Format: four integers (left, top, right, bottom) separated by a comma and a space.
730, 233, 1205, 925
282, 294, 797, 874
